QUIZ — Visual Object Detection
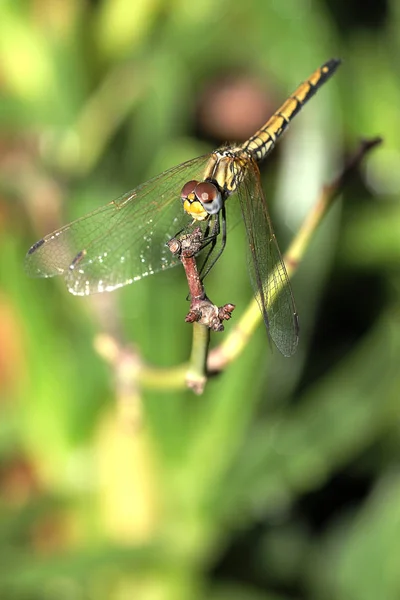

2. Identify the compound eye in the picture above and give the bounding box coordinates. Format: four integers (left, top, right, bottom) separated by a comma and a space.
180, 180, 199, 200
195, 181, 223, 215
195, 182, 218, 204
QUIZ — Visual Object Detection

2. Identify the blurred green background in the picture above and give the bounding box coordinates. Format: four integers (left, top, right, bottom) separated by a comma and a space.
0, 0, 399, 598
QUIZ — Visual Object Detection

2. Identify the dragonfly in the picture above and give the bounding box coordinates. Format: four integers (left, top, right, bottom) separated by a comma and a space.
25, 58, 341, 357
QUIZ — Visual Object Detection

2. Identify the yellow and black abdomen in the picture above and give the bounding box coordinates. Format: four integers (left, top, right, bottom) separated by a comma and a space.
241, 58, 341, 163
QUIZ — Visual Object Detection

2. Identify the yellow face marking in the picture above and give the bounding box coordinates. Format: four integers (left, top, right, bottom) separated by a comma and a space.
183, 198, 208, 221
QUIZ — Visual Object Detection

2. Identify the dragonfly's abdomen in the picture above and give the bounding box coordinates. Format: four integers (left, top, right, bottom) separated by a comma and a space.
241, 58, 341, 163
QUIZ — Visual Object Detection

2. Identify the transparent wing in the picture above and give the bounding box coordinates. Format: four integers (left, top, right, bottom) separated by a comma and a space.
25, 154, 211, 295
236, 159, 299, 356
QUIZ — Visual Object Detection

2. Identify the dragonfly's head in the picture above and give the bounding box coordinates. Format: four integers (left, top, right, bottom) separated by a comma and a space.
180, 179, 223, 221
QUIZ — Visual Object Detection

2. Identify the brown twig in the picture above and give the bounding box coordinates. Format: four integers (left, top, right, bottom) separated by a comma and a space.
167, 228, 235, 332
167, 227, 235, 392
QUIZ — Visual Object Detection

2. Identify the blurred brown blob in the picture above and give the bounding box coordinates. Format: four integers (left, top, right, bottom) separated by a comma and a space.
0, 457, 39, 506
0, 456, 78, 553
197, 73, 276, 143
31, 511, 74, 554
0, 294, 26, 396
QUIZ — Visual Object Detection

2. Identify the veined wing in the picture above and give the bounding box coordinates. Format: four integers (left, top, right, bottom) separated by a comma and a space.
25, 154, 210, 295
237, 158, 299, 356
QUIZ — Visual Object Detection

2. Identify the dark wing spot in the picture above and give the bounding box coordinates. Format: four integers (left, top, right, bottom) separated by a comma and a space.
69, 249, 87, 270
27, 238, 45, 255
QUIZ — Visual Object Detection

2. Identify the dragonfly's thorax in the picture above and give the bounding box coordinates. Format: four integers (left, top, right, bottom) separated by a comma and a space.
204, 148, 251, 195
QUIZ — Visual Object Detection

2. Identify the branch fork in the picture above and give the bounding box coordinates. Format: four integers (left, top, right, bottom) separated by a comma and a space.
167, 227, 235, 332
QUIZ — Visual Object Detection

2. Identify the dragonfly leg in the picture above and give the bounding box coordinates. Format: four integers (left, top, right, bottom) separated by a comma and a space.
199, 205, 227, 281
